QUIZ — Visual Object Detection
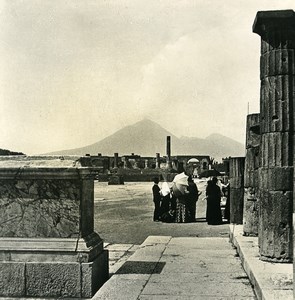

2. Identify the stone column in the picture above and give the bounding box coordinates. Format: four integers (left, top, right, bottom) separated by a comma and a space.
113, 152, 118, 169
145, 159, 149, 169
253, 10, 295, 262
243, 113, 260, 236
156, 153, 160, 169
229, 157, 245, 224
166, 136, 172, 169
0, 157, 108, 298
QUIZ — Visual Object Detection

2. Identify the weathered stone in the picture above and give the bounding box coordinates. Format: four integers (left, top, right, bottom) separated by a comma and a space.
244, 147, 259, 188
229, 157, 245, 189
253, 10, 295, 262
81, 250, 109, 298
229, 157, 245, 225
243, 188, 258, 236
26, 262, 81, 297
259, 132, 292, 167
0, 262, 25, 296
246, 113, 260, 149
230, 188, 244, 225
258, 167, 293, 191
0, 178, 80, 238
260, 76, 294, 134
0, 157, 109, 298
258, 190, 293, 261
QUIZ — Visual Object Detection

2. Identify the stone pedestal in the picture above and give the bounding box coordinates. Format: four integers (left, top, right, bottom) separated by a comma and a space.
243, 113, 260, 236
253, 10, 295, 262
229, 157, 245, 224
0, 157, 108, 298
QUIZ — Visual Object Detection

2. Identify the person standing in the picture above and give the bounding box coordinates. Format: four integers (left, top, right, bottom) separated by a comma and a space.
206, 177, 223, 225
152, 177, 161, 221
186, 175, 201, 222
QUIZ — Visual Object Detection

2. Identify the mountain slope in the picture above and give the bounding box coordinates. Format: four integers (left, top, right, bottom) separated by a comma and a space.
47, 119, 245, 161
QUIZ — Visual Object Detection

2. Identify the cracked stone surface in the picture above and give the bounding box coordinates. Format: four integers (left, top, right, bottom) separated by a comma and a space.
0, 179, 80, 238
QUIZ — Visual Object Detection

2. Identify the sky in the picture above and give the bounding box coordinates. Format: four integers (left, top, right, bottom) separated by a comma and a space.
1, 0, 295, 155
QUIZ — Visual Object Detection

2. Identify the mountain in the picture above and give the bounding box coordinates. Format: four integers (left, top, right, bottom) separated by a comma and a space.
47, 119, 245, 161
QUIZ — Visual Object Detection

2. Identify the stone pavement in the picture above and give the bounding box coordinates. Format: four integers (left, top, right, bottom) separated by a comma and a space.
94, 236, 257, 299
95, 229, 294, 300
229, 225, 293, 300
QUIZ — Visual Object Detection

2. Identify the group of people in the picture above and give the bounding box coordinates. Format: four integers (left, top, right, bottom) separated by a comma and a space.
152, 165, 201, 223
152, 166, 230, 225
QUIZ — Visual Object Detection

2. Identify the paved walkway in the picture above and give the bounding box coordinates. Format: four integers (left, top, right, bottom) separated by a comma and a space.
95, 236, 256, 299
230, 225, 293, 300
97, 226, 294, 300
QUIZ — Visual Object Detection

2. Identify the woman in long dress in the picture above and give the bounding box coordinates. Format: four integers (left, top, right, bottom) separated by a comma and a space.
172, 173, 190, 223
206, 177, 223, 225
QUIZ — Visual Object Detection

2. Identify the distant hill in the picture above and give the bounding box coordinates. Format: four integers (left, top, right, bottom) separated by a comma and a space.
0, 148, 25, 155
47, 119, 245, 161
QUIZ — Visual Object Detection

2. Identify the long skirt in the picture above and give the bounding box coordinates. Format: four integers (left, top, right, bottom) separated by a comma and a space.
175, 199, 191, 223
206, 197, 223, 225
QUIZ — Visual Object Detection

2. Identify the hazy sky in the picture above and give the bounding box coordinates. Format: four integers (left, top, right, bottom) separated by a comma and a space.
1, 0, 295, 155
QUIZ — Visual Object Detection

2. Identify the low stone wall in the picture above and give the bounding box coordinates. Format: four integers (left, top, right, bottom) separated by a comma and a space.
0, 156, 108, 298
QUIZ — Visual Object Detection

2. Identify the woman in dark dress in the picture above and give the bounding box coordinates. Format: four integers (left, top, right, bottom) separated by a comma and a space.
206, 177, 223, 225
186, 175, 200, 222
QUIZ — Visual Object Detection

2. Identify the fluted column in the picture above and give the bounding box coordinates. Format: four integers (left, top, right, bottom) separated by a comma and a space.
229, 157, 245, 224
243, 113, 260, 236
253, 10, 295, 262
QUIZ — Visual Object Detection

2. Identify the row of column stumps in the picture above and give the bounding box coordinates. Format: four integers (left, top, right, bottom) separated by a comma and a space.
230, 10, 295, 263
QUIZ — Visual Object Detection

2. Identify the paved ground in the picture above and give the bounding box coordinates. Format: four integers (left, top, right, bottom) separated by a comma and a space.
93, 181, 292, 299
94, 236, 257, 299
94, 181, 229, 245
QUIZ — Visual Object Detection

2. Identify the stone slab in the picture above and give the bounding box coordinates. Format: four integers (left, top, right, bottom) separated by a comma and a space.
81, 250, 109, 298
0, 262, 25, 297
25, 262, 81, 298
92, 276, 147, 300
141, 281, 255, 297
230, 225, 293, 300
94, 236, 256, 299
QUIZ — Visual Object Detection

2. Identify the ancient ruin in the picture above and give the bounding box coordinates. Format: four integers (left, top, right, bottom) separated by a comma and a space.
0, 156, 108, 298
253, 10, 295, 262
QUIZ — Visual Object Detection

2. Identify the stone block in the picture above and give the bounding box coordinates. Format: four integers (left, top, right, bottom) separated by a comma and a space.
0, 262, 25, 296
0, 178, 80, 238
258, 167, 293, 190
260, 76, 293, 134
260, 132, 292, 167
258, 190, 293, 262
81, 250, 109, 298
244, 147, 259, 188
230, 188, 244, 225
229, 157, 245, 189
26, 262, 81, 298
261, 49, 295, 78
243, 188, 258, 236
246, 113, 260, 149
